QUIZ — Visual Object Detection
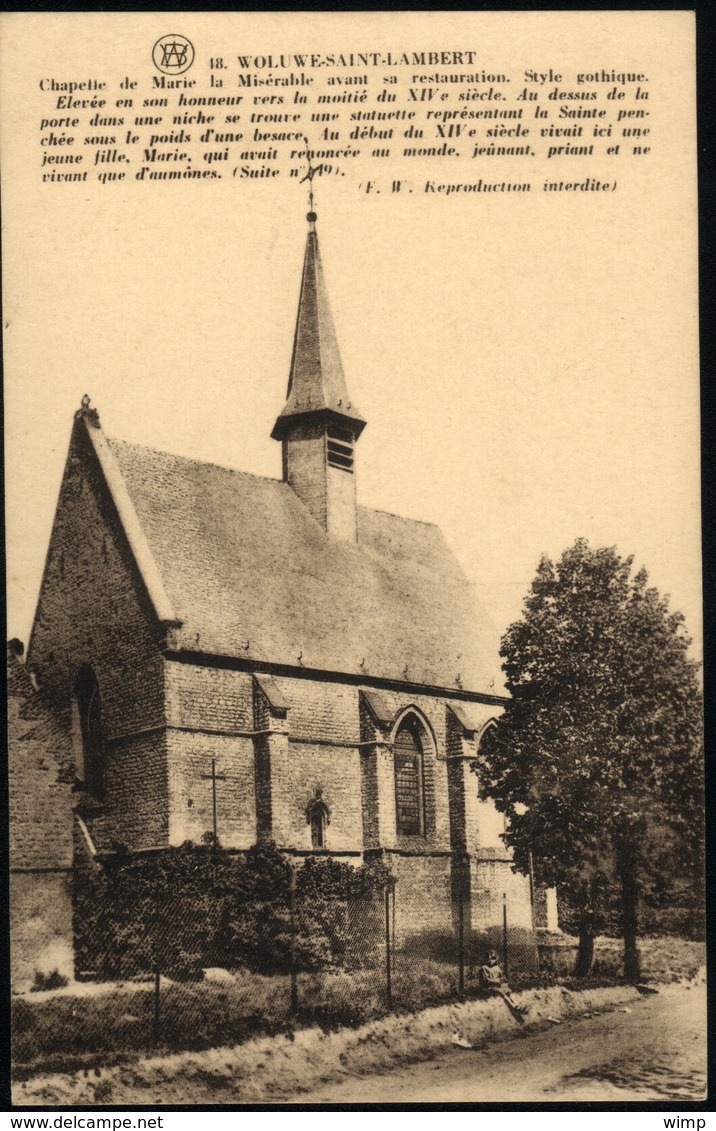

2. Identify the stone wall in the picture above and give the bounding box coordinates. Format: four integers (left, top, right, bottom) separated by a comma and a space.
282, 420, 358, 541
165, 663, 254, 731
8, 647, 75, 870
282, 421, 329, 531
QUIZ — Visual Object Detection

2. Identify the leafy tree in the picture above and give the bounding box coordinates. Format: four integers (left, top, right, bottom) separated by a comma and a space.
476, 539, 703, 981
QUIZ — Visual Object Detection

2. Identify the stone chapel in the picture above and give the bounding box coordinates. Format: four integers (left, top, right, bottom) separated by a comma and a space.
11, 213, 549, 986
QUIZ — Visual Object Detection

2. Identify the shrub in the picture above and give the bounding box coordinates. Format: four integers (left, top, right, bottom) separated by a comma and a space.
30, 969, 69, 992
74, 843, 388, 981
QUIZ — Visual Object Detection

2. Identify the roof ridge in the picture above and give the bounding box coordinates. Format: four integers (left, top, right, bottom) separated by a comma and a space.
358, 503, 439, 529
107, 435, 285, 487
108, 437, 443, 531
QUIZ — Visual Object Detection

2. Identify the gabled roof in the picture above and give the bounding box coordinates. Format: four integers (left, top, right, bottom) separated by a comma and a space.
271, 226, 366, 440
99, 431, 503, 695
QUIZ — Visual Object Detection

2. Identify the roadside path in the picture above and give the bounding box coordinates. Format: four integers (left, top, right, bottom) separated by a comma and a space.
286, 982, 707, 1104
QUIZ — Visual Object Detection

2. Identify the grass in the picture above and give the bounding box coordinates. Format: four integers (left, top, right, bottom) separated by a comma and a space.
592, 936, 705, 981
12, 975, 291, 1075
14, 981, 660, 1107
13, 934, 705, 1078
538, 934, 706, 982
11, 959, 469, 1075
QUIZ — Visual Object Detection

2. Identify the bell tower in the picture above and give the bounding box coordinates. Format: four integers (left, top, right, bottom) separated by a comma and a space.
271, 211, 366, 541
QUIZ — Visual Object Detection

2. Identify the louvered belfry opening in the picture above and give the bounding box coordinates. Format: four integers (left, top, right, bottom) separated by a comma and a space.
394, 721, 425, 837
326, 425, 354, 472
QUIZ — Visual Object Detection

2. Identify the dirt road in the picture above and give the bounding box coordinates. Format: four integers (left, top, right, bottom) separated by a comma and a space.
287, 982, 707, 1104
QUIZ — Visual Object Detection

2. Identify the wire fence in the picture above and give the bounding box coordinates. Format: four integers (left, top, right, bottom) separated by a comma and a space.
12, 876, 540, 1075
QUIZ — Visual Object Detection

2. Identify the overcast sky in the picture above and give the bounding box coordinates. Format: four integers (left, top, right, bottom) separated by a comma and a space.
2, 12, 702, 665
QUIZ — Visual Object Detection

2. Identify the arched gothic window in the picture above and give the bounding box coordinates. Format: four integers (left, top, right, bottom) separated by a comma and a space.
394, 719, 425, 837
76, 666, 105, 802
308, 798, 330, 849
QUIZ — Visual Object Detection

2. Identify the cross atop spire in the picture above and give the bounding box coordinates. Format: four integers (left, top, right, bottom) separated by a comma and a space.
302, 135, 318, 231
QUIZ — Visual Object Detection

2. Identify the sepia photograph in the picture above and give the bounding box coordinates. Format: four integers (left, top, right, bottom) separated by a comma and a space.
1, 10, 705, 1109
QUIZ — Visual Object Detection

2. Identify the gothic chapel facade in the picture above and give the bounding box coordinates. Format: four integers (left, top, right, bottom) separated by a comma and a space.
12, 214, 544, 984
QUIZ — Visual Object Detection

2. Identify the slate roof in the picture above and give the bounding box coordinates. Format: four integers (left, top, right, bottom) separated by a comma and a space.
106, 436, 503, 695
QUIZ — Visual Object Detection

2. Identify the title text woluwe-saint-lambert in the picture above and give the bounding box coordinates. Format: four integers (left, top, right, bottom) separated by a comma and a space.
232, 52, 489, 69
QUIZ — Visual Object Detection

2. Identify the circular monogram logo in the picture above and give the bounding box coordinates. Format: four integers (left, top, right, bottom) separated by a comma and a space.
152, 34, 195, 75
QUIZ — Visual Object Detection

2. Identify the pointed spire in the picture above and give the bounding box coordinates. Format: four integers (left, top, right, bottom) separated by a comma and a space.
271, 216, 365, 441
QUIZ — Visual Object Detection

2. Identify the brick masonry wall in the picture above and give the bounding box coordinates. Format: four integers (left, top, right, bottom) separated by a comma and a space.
268, 679, 469, 856
360, 688, 454, 854
164, 660, 256, 850
446, 711, 470, 855
260, 676, 363, 849
8, 649, 76, 989
390, 853, 453, 944
473, 859, 533, 930
163, 662, 258, 848
26, 421, 168, 850
157, 668, 514, 882
108, 732, 169, 850
165, 663, 254, 731
8, 650, 75, 870
271, 741, 363, 852
283, 423, 358, 540
166, 730, 256, 849
253, 734, 272, 844
325, 460, 357, 541
358, 696, 381, 848
283, 422, 328, 530
360, 747, 396, 849
241, 675, 535, 945
278, 675, 358, 742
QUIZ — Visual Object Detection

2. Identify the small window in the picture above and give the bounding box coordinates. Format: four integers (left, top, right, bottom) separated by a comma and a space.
308, 800, 329, 848
326, 427, 354, 472
394, 722, 425, 836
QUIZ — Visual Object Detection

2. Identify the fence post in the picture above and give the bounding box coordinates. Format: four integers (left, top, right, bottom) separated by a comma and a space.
153, 964, 161, 1046
289, 866, 298, 1015
527, 847, 536, 928
391, 882, 396, 973
502, 892, 509, 979
528, 847, 540, 976
457, 885, 465, 996
384, 883, 392, 1011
